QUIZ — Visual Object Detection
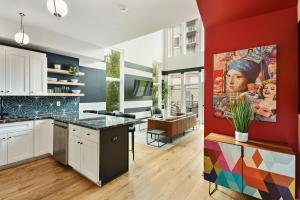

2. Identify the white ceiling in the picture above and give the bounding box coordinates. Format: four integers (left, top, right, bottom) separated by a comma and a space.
0, 0, 199, 59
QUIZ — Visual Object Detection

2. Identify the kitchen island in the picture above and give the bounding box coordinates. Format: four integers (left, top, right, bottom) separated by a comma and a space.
0, 113, 136, 186
53, 113, 136, 186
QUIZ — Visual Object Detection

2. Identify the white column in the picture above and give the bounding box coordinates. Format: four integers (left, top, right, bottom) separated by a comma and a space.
119, 49, 125, 112
157, 65, 162, 109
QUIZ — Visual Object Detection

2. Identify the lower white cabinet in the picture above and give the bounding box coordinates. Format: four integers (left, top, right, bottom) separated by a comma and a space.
7, 129, 33, 164
68, 135, 81, 172
68, 124, 99, 183
0, 134, 8, 166
34, 119, 53, 156
80, 138, 99, 182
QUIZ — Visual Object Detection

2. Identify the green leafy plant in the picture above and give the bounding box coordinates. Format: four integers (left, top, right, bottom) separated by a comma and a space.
106, 51, 120, 78
69, 64, 79, 77
162, 81, 169, 108
230, 96, 253, 133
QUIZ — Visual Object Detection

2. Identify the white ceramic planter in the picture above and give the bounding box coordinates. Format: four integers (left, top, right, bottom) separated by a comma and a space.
70, 79, 79, 83
235, 131, 248, 142
54, 64, 61, 70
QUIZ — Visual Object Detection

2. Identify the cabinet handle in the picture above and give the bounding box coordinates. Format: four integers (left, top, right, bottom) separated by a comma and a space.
77, 141, 80, 144
87, 133, 90, 136
73, 129, 76, 131
6, 91, 10, 93
8, 136, 12, 139
111, 136, 118, 144
2, 137, 6, 140
0, 91, 4, 93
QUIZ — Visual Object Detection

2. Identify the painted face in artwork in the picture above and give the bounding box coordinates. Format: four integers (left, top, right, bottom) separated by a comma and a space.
226, 69, 249, 93
262, 83, 276, 99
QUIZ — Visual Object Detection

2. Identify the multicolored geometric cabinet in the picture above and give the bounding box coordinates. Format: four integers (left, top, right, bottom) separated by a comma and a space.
204, 133, 295, 200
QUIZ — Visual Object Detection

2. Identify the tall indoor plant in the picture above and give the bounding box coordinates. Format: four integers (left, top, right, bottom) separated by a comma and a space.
69, 63, 79, 83
230, 96, 253, 142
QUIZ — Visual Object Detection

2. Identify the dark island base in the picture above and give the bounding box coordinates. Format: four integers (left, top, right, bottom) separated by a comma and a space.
100, 125, 129, 185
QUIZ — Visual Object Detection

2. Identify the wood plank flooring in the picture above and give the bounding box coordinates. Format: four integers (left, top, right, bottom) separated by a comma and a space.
0, 130, 255, 200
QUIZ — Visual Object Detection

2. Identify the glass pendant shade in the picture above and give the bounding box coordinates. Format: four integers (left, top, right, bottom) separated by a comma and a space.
47, 0, 68, 18
14, 32, 30, 46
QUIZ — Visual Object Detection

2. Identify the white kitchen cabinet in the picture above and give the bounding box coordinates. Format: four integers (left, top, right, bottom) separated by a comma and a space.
0, 45, 47, 96
68, 135, 81, 172
68, 125, 99, 183
81, 138, 98, 182
34, 119, 53, 156
29, 52, 47, 96
0, 134, 7, 166
7, 129, 33, 164
0, 46, 5, 95
5, 47, 29, 96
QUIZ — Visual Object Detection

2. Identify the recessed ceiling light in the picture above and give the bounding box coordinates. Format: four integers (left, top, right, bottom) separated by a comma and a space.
120, 6, 129, 13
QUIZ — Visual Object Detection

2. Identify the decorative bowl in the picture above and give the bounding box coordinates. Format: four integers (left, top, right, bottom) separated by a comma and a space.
72, 90, 81, 94
47, 77, 58, 82
70, 79, 79, 83
54, 64, 61, 70
59, 80, 68, 83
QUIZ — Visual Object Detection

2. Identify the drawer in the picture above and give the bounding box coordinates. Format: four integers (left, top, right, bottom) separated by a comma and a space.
69, 124, 82, 137
0, 121, 33, 134
81, 127, 99, 143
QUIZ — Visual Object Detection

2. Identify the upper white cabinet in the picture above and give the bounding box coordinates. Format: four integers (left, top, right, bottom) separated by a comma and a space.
5, 47, 30, 96
0, 46, 5, 95
0, 45, 47, 96
29, 52, 47, 96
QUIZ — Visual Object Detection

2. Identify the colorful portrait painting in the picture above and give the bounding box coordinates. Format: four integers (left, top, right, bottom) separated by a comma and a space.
213, 45, 277, 122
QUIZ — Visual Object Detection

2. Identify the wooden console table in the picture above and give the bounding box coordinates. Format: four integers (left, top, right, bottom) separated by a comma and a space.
204, 133, 295, 200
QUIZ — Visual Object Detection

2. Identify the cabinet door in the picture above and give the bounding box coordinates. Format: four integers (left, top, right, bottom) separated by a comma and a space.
0, 46, 5, 95
243, 147, 295, 200
204, 140, 243, 193
29, 53, 47, 96
68, 135, 81, 171
0, 134, 7, 166
34, 120, 52, 156
7, 129, 33, 164
81, 138, 99, 182
5, 47, 29, 96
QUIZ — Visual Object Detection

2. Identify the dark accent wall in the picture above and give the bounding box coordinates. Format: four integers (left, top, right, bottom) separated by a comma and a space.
79, 67, 106, 103
124, 74, 152, 101
162, 66, 204, 75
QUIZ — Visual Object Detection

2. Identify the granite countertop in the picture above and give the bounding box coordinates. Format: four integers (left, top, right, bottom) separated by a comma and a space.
0, 112, 137, 130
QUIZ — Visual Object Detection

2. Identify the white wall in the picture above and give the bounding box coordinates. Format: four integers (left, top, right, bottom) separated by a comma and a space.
113, 30, 164, 67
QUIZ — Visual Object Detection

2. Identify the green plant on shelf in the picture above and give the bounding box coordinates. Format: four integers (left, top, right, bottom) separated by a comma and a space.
69, 63, 79, 77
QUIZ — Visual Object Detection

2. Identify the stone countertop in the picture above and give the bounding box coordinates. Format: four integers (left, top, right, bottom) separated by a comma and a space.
0, 112, 137, 130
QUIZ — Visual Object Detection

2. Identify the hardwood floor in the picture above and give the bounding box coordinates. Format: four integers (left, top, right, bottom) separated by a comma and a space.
0, 130, 255, 200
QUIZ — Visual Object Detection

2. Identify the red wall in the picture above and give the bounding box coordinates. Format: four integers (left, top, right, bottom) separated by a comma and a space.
203, 7, 299, 151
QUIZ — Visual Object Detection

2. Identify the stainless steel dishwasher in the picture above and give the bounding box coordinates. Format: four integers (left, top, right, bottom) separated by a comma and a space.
53, 121, 68, 165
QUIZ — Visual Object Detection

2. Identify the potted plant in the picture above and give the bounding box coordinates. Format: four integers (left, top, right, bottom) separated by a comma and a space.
161, 81, 169, 118
230, 96, 253, 142
53, 61, 62, 70
69, 64, 79, 83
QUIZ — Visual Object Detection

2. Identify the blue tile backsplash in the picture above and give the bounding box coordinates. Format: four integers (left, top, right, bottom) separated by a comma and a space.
2, 96, 79, 117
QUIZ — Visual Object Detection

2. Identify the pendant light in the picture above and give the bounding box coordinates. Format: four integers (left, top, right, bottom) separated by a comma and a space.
47, 0, 68, 18
14, 13, 30, 46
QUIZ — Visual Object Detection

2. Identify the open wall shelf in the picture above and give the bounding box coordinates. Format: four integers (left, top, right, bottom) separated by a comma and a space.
47, 93, 85, 97
47, 81, 85, 86
47, 68, 85, 76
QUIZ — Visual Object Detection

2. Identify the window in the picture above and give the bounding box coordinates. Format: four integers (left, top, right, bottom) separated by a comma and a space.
169, 73, 182, 115
185, 72, 199, 116
106, 50, 121, 112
